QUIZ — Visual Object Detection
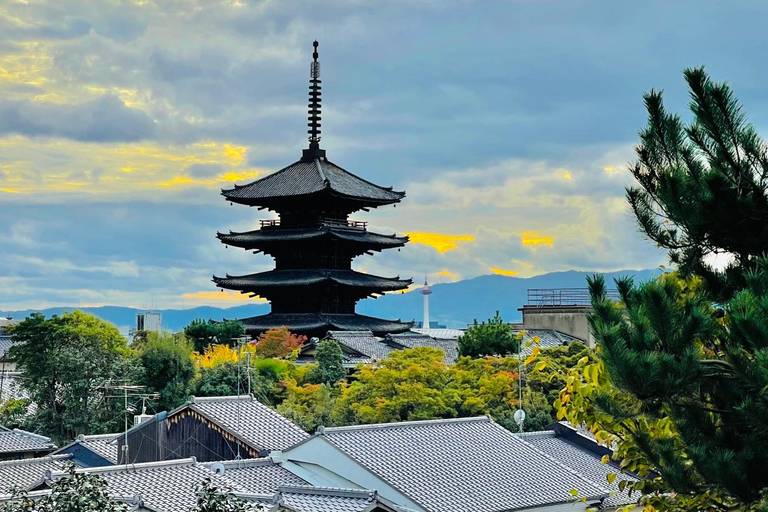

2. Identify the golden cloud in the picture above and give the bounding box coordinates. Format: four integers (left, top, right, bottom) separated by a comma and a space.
490, 267, 519, 276
521, 232, 554, 247
408, 232, 474, 253
0, 137, 263, 196
183, 290, 267, 304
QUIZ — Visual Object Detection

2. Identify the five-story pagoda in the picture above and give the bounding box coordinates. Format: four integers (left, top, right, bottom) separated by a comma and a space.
214, 41, 413, 338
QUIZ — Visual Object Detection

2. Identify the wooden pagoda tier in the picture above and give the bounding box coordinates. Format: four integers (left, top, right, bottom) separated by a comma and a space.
213, 41, 413, 337
237, 312, 413, 337
221, 157, 405, 216
217, 224, 409, 259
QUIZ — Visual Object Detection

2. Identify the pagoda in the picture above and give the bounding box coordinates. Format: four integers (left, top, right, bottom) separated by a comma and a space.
213, 41, 413, 338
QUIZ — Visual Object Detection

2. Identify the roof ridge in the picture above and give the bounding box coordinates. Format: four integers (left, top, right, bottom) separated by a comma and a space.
202, 458, 273, 468
0, 453, 72, 467
75, 457, 198, 474
11, 428, 53, 444
278, 485, 376, 499
314, 159, 328, 184
81, 433, 121, 441
322, 416, 491, 433
190, 394, 253, 403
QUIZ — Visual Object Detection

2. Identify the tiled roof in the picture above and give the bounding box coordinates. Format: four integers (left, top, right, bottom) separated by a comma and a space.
520, 430, 639, 508
0, 336, 11, 360
66, 458, 236, 512
386, 332, 458, 363
239, 314, 413, 337
222, 159, 405, 206
316, 416, 609, 512
276, 486, 388, 512
80, 433, 119, 464
189, 396, 309, 452
411, 328, 465, 340
202, 458, 309, 494
0, 454, 73, 493
0, 372, 30, 403
218, 226, 407, 251
0, 428, 55, 454
326, 331, 394, 360
213, 269, 411, 293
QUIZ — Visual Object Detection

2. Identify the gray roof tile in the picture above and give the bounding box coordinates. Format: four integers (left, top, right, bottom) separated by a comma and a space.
0, 336, 11, 360
189, 396, 309, 452
317, 416, 609, 512
202, 458, 309, 493
71, 458, 237, 512
519, 431, 639, 508
386, 332, 458, 363
222, 159, 405, 206
79, 433, 120, 464
277, 486, 385, 512
325, 331, 394, 360
0, 454, 73, 493
0, 428, 55, 455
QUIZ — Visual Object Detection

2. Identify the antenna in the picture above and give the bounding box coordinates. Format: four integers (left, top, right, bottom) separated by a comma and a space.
101, 381, 159, 465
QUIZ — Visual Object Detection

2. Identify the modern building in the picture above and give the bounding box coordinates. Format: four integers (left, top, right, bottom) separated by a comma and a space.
214, 41, 412, 338
518, 288, 619, 348
129, 310, 162, 338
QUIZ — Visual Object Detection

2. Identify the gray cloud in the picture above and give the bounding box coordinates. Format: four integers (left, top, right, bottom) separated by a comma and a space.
0, 95, 155, 142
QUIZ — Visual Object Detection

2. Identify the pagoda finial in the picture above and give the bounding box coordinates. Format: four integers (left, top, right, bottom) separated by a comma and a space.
303, 40, 325, 160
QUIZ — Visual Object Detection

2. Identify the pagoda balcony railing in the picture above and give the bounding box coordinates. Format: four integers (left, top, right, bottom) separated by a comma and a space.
258, 218, 368, 230
526, 288, 620, 307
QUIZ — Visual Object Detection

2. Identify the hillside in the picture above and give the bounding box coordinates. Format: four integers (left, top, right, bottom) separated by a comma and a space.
1, 269, 657, 331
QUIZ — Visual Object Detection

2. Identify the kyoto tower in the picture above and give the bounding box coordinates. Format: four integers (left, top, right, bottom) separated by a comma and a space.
420, 277, 433, 329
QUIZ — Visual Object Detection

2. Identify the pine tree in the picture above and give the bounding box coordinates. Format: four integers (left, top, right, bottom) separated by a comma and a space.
627, 67, 768, 301
575, 68, 768, 511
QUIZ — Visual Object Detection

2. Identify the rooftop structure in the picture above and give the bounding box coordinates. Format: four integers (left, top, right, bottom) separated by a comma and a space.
0, 427, 56, 461
53, 433, 119, 467
0, 454, 74, 493
118, 395, 309, 464
277, 416, 610, 512
419, 277, 432, 330
214, 41, 412, 337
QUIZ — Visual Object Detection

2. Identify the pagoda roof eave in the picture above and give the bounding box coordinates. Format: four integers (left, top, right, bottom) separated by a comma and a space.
220, 158, 405, 207
216, 226, 409, 250
212, 269, 412, 293
236, 312, 414, 336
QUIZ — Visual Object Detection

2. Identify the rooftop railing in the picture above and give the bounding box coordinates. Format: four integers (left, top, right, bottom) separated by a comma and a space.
258, 219, 368, 230
526, 288, 621, 307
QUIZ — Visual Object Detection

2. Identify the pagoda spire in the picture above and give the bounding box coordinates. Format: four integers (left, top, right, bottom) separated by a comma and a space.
303, 40, 326, 161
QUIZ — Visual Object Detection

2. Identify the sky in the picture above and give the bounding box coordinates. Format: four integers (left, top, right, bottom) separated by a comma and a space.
2, 0, 768, 310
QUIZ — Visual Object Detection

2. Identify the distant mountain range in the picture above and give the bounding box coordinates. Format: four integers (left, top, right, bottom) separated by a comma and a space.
1, 269, 658, 331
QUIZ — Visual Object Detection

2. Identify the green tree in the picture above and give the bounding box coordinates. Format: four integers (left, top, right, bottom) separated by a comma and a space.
7, 311, 137, 443
1, 464, 128, 511
192, 478, 262, 512
306, 340, 346, 385
139, 332, 194, 412
556, 68, 768, 512
278, 381, 337, 432
184, 320, 245, 352
192, 362, 274, 405
458, 311, 520, 358
627, 67, 768, 301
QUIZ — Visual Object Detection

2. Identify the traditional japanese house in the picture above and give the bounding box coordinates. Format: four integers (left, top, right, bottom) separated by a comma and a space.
214, 41, 413, 337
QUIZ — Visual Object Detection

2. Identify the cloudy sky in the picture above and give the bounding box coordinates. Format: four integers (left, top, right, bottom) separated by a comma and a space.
2, 0, 768, 310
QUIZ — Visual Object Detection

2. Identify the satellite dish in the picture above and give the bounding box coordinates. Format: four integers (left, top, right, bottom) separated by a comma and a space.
210, 462, 226, 475
514, 409, 526, 427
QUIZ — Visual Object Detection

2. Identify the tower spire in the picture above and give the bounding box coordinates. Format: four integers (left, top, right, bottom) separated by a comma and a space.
303, 40, 326, 160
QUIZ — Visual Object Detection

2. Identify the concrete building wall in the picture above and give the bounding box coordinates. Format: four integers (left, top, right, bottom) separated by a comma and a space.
520, 306, 596, 348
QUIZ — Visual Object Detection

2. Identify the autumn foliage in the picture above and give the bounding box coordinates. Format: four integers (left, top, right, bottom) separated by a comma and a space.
251, 327, 306, 358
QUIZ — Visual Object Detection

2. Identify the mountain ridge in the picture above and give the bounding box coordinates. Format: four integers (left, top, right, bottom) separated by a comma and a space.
1, 268, 658, 331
